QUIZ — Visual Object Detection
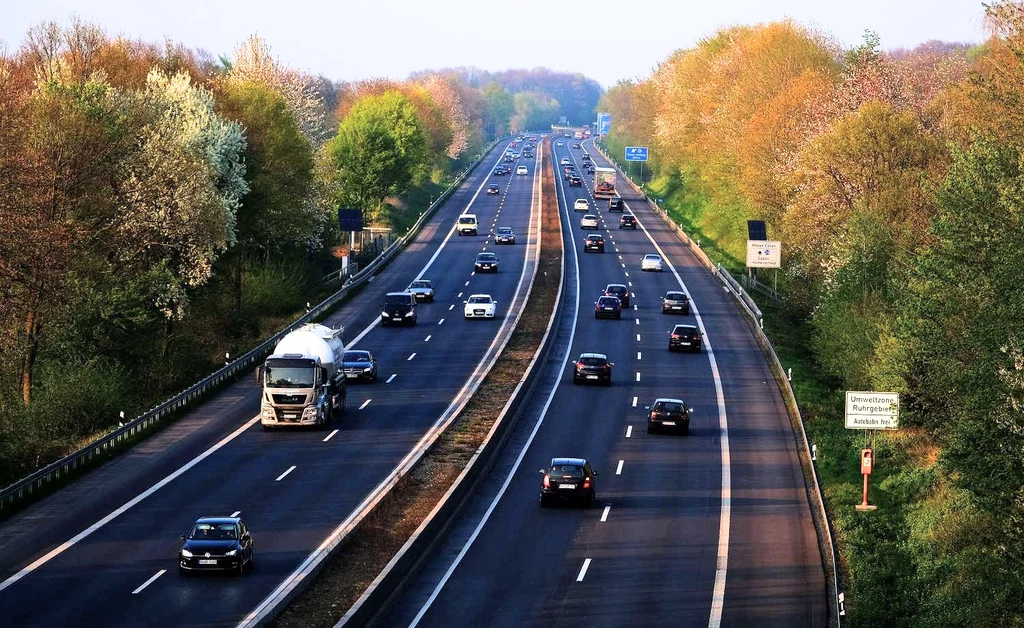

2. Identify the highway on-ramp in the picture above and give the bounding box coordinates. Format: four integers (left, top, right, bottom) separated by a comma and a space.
382, 136, 826, 628
0, 138, 545, 627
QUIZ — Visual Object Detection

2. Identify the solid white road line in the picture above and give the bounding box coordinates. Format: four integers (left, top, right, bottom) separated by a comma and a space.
601, 506, 611, 522
0, 413, 261, 595
615, 460, 624, 475
132, 570, 165, 595
323, 429, 339, 443
409, 139, 580, 627
386, 374, 397, 384
275, 466, 296, 482
626, 425, 633, 438
408, 353, 417, 361
359, 399, 372, 410
231, 510, 241, 517
576, 559, 592, 582
621, 193, 733, 628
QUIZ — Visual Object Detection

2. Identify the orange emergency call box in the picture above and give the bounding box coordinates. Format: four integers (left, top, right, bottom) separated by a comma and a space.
861, 449, 873, 475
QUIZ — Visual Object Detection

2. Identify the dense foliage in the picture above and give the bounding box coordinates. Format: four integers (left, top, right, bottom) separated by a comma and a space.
0, 20, 602, 488
598, 6, 1024, 625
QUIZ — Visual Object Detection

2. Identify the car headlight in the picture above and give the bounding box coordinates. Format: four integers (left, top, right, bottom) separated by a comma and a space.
225, 549, 238, 557
405, 311, 414, 317
302, 406, 319, 419
381, 311, 390, 317
181, 549, 193, 558
362, 367, 373, 372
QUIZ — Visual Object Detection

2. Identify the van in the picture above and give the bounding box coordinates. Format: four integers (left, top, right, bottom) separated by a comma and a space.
381, 292, 417, 327
457, 213, 478, 235
516, 165, 528, 175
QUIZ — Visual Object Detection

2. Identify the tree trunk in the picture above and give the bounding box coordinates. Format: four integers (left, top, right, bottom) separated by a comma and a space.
234, 255, 243, 312
21, 309, 40, 407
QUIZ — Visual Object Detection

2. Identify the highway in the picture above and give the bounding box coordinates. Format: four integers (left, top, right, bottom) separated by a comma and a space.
382, 136, 826, 627
0, 138, 544, 627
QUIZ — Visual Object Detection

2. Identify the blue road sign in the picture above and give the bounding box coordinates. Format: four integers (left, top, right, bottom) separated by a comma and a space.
624, 146, 649, 161
598, 112, 611, 135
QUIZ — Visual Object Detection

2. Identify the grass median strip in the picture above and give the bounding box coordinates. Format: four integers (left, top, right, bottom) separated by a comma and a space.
270, 139, 563, 628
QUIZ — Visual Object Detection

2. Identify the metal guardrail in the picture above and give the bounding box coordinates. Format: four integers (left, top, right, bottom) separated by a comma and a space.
0, 139, 502, 516
593, 141, 842, 627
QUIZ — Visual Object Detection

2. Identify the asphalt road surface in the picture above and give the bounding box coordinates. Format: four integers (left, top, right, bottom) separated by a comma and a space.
0, 138, 545, 627
383, 136, 827, 628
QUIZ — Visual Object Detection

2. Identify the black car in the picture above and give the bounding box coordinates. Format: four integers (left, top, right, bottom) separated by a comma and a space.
584, 234, 605, 253
475, 252, 499, 273
604, 283, 630, 307
539, 457, 597, 507
619, 214, 637, 229
382, 291, 417, 326
523, 151, 534, 158
646, 397, 691, 434
594, 295, 622, 319
487, 184, 500, 195
669, 324, 703, 352
572, 352, 612, 385
493, 167, 506, 176
661, 291, 690, 314
608, 197, 624, 212
494, 226, 516, 245
341, 350, 378, 382
568, 175, 583, 187
179, 517, 253, 575
571, 142, 581, 149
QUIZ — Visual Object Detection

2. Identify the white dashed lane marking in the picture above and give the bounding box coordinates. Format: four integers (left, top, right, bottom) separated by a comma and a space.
601, 506, 611, 522
275, 466, 296, 482
616, 460, 624, 475
386, 374, 397, 384
576, 559, 592, 582
408, 353, 417, 361
131, 570, 165, 595
323, 430, 338, 442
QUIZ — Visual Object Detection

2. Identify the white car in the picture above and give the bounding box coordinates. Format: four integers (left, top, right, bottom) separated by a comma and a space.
464, 294, 498, 319
556, 141, 564, 147
573, 198, 589, 212
641, 253, 664, 272
560, 157, 571, 166
580, 214, 599, 229
516, 165, 528, 175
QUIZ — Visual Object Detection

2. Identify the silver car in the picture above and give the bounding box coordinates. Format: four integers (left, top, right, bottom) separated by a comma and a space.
407, 279, 435, 302
641, 254, 664, 272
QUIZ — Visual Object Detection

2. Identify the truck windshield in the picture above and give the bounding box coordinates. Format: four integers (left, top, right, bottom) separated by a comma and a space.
265, 366, 315, 388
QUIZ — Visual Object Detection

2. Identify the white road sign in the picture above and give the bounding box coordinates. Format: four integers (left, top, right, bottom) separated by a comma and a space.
845, 391, 899, 430
746, 240, 781, 268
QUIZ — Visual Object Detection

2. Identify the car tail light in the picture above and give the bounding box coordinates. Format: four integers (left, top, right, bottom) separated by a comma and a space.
583, 478, 591, 489
671, 334, 680, 339
543, 474, 550, 488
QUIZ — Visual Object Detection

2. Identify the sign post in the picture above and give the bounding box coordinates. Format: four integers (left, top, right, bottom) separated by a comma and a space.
624, 146, 649, 184
845, 391, 898, 511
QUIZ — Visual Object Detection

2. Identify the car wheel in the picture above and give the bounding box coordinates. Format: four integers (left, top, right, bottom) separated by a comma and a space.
616, 312, 621, 320
572, 375, 581, 385
539, 495, 549, 508
682, 424, 690, 436
587, 492, 596, 508
668, 345, 675, 352
603, 377, 611, 387
647, 422, 654, 434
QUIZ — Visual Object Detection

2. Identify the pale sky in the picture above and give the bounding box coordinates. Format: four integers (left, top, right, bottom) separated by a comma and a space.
0, 0, 988, 87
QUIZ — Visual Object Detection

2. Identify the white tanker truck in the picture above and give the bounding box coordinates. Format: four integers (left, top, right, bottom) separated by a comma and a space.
256, 323, 347, 429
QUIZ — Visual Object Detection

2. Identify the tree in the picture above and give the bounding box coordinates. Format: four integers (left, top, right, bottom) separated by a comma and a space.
322, 90, 427, 225
481, 82, 513, 138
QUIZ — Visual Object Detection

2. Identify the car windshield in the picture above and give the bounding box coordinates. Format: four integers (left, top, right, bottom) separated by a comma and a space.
599, 298, 618, 306
264, 366, 314, 388
189, 522, 237, 540
343, 352, 370, 362
458, 217, 476, 224
676, 327, 697, 335
478, 254, 496, 261
410, 281, 430, 289
469, 296, 491, 304
655, 402, 684, 413
498, 228, 512, 234
385, 294, 411, 306
645, 255, 661, 261
666, 292, 685, 300
607, 286, 625, 293
580, 357, 606, 366
550, 465, 584, 478
588, 236, 602, 241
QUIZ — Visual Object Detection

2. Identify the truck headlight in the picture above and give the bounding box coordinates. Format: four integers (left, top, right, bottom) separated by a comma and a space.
302, 406, 319, 419
261, 406, 276, 419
